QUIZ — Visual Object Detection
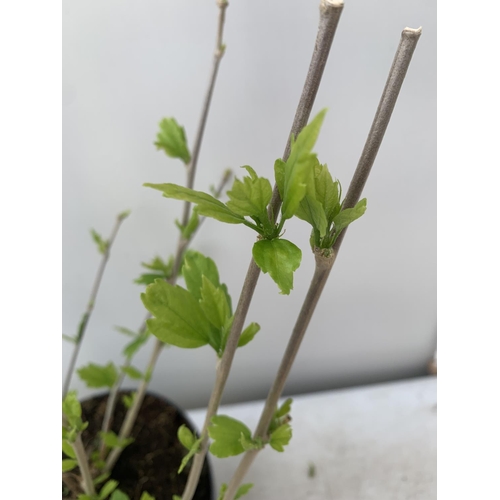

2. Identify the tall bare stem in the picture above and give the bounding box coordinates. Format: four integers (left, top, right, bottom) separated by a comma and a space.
222, 26, 422, 499
62, 212, 128, 398
180, 3, 344, 499
103, 2, 230, 474
72, 434, 96, 496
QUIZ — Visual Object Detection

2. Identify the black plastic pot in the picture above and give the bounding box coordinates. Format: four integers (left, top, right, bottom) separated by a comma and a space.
62, 390, 214, 500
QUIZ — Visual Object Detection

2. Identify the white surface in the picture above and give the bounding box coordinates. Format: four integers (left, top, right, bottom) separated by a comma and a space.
63, 0, 436, 407
188, 377, 437, 500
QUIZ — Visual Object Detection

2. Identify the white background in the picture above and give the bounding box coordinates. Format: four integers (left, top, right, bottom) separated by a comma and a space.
62, 0, 436, 408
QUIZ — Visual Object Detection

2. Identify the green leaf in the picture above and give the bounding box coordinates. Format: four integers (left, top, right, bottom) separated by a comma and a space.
173, 496, 182, 500
62, 459, 78, 472
114, 326, 136, 337
77, 495, 94, 500
99, 479, 119, 499
226, 166, 273, 219
200, 276, 230, 331
177, 424, 196, 450
139, 494, 155, 500
239, 433, 263, 451
178, 437, 202, 473
176, 210, 200, 239
123, 331, 150, 358
62, 391, 82, 423
274, 159, 286, 199
118, 209, 131, 221
62, 440, 76, 459
238, 322, 260, 348
208, 415, 252, 458
110, 491, 130, 500
122, 393, 136, 409
62, 334, 76, 343
144, 183, 245, 225
155, 117, 191, 164
331, 198, 367, 243
121, 365, 144, 380
99, 431, 119, 448
91, 229, 108, 254
235, 484, 254, 499
135, 256, 174, 285
94, 473, 111, 486
77, 363, 118, 388
252, 239, 302, 295
295, 193, 328, 238
142, 280, 211, 348
182, 250, 221, 299
314, 163, 341, 223
280, 109, 327, 221
275, 398, 293, 419
217, 483, 254, 500
269, 423, 292, 452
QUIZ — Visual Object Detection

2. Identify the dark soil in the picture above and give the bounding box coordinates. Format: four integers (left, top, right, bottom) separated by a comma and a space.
62, 392, 213, 500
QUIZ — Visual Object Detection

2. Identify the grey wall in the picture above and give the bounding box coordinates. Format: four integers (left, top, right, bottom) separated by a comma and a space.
63, 0, 436, 408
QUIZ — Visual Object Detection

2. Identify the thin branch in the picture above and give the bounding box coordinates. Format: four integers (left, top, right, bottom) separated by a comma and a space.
72, 434, 96, 496
181, 3, 344, 499
222, 26, 422, 499
62, 212, 128, 398
102, 3, 231, 473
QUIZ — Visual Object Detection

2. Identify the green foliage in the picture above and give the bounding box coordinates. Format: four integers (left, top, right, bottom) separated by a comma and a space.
91, 229, 109, 254
62, 391, 88, 440
177, 424, 196, 450
94, 473, 111, 486
135, 255, 174, 286
121, 365, 144, 380
145, 183, 246, 225
99, 479, 118, 499
117, 209, 131, 221
238, 322, 260, 347
63, 333, 77, 343
62, 458, 77, 472
328, 198, 367, 245
139, 494, 155, 500
122, 392, 136, 409
275, 398, 293, 419
77, 362, 118, 388
217, 483, 254, 500
208, 415, 259, 458
269, 423, 292, 452
62, 439, 76, 459
178, 437, 203, 473
110, 491, 130, 500
200, 276, 231, 331
176, 210, 200, 239
155, 117, 191, 164
278, 109, 327, 221
142, 280, 213, 349
99, 431, 134, 449
122, 330, 151, 358
252, 239, 302, 295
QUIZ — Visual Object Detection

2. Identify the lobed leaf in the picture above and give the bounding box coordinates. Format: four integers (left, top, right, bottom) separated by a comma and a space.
252, 239, 302, 295
269, 423, 292, 452
77, 363, 118, 389
155, 117, 191, 164
142, 280, 211, 349
209, 415, 252, 458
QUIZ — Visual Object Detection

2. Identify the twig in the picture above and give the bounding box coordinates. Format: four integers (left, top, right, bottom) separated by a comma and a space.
99, 170, 232, 460
73, 434, 96, 496
102, 2, 230, 474
62, 212, 128, 398
180, 3, 344, 499
222, 26, 422, 499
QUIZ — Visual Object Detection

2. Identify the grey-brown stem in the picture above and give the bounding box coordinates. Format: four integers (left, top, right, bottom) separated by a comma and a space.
62, 213, 127, 398
181, 2, 344, 499
223, 26, 422, 499
73, 434, 96, 496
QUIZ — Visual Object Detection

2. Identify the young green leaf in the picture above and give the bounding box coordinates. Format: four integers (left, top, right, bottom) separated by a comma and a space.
77, 495, 93, 500
144, 183, 245, 225
139, 493, 155, 500
217, 482, 254, 500
314, 163, 341, 224
275, 398, 293, 419
91, 229, 109, 254
99, 479, 119, 499
252, 239, 302, 295
238, 322, 260, 348
62, 334, 77, 344
155, 117, 191, 164
62, 440, 76, 459
135, 256, 174, 286
176, 210, 200, 240
178, 437, 203, 473
200, 276, 231, 331
123, 331, 150, 358
121, 366, 144, 380
269, 423, 292, 452
122, 393, 136, 409
331, 198, 367, 239
173, 496, 182, 500
177, 424, 196, 451
142, 280, 211, 348
110, 491, 130, 500
62, 459, 78, 472
117, 209, 131, 221
62, 391, 82, 424
239, 433, 264, 452
280, 109, 327, 221
226, 166, 273, 219
77, 363, 118, 389
208, 415, 252, 458
182, 250, 221, 300
94, 473, 111, 486
295, 194, 328, 238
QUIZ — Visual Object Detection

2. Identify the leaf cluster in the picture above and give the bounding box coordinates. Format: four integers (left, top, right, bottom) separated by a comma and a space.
62, 391, 88, 443
134, 255, 174, 286
141, 250, 259, 357
155, 117, 191, 164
